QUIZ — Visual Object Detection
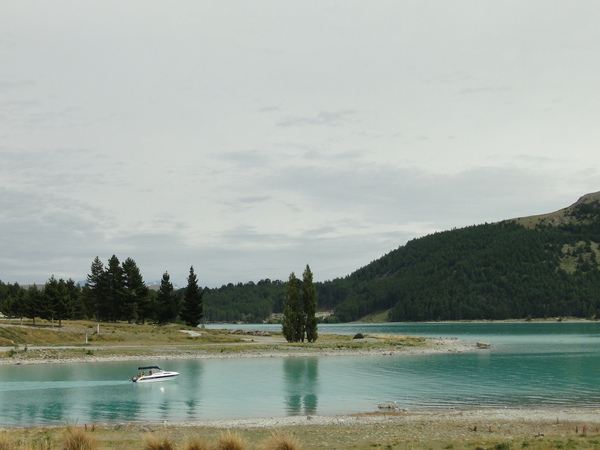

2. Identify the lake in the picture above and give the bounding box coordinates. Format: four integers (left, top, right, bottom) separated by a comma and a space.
1, 322, 599, 427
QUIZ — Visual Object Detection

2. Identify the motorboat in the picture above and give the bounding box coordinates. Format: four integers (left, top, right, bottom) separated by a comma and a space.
131, 366, 180, 383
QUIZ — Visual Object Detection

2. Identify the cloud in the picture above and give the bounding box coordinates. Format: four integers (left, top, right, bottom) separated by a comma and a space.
276, 110, 356, 128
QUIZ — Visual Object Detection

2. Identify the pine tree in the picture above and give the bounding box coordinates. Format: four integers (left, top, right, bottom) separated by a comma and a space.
24, 285, 43, 325
303, 264, 318, 342
43, 276, 73, 327
122, 257, 150, 324
105, 255, 126, 322
156, 271, 180, 324
181, 266, 204, 327
86, 256, 107, 320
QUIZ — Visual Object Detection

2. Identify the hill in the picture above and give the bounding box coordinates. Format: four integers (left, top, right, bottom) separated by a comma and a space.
204, 191, 600, 323
326, 191, 600, 322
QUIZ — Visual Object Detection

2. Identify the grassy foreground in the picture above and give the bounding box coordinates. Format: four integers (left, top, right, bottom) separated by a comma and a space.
2, 415, 600, 449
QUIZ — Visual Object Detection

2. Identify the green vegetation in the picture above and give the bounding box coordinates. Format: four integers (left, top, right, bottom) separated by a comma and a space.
202, 193, 600, 323
180, 266, 204, 327
282, 265, 318, 343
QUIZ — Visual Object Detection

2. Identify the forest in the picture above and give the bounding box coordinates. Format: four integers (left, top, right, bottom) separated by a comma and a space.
2, 194, 600, 324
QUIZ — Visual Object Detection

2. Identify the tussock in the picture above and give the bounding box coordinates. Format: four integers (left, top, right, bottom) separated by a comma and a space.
64, 425, 98, 450
143, 434, 176, 450
215, 430, 248, 450
259, 430, 302, 450
183, 436, 211, 450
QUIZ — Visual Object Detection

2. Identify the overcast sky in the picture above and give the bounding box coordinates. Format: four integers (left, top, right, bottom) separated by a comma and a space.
2, 1, 600, 287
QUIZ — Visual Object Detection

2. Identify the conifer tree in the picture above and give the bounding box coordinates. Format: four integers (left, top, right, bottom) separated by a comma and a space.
156, 271, 180, 324
43, 276, 74, 327
181, 266, 204, 327
122, 257, 150, 323
105, 255, 125, 322
86, 256, 107, 320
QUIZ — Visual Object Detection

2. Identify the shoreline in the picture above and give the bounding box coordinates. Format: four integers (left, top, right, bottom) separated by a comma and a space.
173, 406, 600, 430
0, 336, 476, 365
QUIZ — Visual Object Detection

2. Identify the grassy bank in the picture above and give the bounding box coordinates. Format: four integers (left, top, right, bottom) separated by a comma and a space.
2, 414, 600, 449
0, 319, 431, 363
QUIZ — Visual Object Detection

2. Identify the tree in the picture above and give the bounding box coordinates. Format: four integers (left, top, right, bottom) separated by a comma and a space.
43, 276, 74, 327
24, 285, 44, 325
87, 256, 108, 321
156, 271, 180, 324
104, 255, 125, 322
303, 264, 318, 342
181, 266, 204, 327
122, 257, 150, 323
282, 272, 303, 342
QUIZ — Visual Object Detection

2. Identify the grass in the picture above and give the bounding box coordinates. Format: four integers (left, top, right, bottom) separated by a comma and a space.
63, 424, 98, 450
0, 319, 432, 363
260, 430, 303, 450
215, 430, 248, 450
1, 420, 600, 449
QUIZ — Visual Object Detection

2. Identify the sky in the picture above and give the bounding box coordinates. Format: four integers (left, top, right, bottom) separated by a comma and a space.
2, 1, 600, 288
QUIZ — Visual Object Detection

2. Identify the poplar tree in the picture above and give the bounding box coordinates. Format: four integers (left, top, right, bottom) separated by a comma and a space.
282, 272, 302, 342
181, 266, 204, 328
303, 264, 318, 343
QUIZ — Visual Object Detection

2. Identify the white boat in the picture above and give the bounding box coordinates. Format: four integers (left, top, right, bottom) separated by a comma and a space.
131, 366, 180, 383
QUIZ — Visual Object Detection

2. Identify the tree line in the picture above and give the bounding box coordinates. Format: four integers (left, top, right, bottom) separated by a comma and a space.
0, 256, 204, 327
4, 198, 600, 325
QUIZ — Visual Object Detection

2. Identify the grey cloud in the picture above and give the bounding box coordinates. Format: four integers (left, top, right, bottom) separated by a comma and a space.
277, 110, 356, 128
239, 195, 271, 204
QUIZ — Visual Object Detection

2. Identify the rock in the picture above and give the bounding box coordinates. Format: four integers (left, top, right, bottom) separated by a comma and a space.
378, 402, 399, 411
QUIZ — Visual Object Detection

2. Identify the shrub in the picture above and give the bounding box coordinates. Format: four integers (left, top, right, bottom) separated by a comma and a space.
64, 425, 98, 450
259, 430, 302, 450
353, 333, 365, 340
215, 430, 247, 450
143, 434, 175, 450
184, 436, 211, 450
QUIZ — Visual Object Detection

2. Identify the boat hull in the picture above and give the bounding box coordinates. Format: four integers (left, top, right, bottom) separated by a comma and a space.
131, 371, 180, 383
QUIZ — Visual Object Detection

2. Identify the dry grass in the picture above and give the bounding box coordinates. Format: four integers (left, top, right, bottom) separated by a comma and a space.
215, 430, 248, 450
182, 436, 211, 450
2, 419, 600, 449
259, 430, 302, 450
63, 425, 98, 450
143, 433, 176, 450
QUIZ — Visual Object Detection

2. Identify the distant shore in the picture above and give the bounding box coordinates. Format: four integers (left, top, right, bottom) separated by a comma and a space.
0, 335, 476, 365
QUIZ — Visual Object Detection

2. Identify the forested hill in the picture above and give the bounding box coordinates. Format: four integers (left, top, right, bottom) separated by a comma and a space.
204, 192, 600, 323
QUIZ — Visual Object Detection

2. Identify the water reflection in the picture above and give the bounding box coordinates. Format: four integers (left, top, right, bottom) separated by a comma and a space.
283, 358, 318, 415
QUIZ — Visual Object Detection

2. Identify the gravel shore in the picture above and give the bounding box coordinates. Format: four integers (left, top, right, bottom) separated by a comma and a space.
176, 407, 600, 430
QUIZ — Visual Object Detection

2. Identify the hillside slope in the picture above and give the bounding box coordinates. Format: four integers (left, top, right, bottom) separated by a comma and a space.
203, 192, 600, 323
324, 191, 600, 322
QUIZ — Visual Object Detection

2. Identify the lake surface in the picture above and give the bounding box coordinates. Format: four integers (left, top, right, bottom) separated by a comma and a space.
1, 322, 600, 427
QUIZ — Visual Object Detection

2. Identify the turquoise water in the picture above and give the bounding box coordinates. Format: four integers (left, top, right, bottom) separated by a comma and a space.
1, 322, 600, 427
